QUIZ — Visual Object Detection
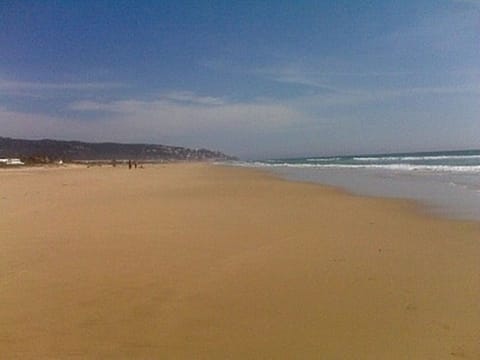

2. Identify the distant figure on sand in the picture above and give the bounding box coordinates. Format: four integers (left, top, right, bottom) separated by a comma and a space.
134, 161, 137, 169
128, 160, 132, 169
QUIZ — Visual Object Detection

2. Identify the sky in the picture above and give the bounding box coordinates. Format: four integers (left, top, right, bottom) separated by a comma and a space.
0, 0, 479, 159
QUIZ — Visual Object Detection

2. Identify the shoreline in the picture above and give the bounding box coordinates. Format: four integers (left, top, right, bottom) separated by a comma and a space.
230, 162, 480, 223
1, 163, 479, 358
290, 171, 478, 224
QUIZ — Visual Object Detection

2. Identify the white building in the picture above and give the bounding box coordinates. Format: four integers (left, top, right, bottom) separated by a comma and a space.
0, 158, 24, 165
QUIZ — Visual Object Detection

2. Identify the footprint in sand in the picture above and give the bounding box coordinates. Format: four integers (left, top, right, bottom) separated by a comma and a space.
405, 303, 417, 311
450, 347, 466, 358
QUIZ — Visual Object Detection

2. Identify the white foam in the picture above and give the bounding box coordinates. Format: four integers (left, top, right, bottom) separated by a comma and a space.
352, 155, 480, 162
246, 162, 480, 174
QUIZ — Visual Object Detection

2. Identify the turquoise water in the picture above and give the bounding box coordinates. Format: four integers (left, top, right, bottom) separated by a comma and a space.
233, 150, 480, 221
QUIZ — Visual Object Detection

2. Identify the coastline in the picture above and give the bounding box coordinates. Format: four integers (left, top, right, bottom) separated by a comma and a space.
1, 163, 479, 358
233, 162, 480, 222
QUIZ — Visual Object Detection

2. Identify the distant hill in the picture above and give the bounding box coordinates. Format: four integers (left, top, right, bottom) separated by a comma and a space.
0, 137, 235, 163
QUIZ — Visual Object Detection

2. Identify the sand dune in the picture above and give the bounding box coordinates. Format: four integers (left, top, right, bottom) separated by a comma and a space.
1, 164, 479, 358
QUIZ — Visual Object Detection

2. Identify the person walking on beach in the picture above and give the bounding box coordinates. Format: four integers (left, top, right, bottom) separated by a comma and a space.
128, 160, 132, 169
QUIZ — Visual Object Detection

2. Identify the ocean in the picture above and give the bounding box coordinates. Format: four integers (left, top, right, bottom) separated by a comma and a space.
232, 150, 480, 221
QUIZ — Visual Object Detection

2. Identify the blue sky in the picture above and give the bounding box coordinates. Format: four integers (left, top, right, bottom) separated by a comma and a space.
1, 0, 479, 158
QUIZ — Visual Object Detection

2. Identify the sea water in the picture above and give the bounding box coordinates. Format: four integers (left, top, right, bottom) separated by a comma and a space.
232, 150, 480, 221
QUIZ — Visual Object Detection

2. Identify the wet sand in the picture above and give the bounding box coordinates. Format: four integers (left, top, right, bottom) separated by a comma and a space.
1, 163, 479, 359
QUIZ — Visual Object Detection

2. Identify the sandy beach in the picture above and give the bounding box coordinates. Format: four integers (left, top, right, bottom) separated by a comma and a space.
1, 163, 479, 359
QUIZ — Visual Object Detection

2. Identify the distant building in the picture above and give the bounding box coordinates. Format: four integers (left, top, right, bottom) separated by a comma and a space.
0, 158, 24, 165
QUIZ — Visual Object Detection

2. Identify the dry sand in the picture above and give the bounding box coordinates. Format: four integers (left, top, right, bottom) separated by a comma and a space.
1, 163, 479, 359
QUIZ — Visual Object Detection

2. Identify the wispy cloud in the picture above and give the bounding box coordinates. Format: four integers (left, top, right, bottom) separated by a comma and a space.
250, 61, 480, 109
0, 78, 125, 97
68, 93, 302, 131
161, 91, 226, 106
254, 65, 417, 90
256, 67, 338, 92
